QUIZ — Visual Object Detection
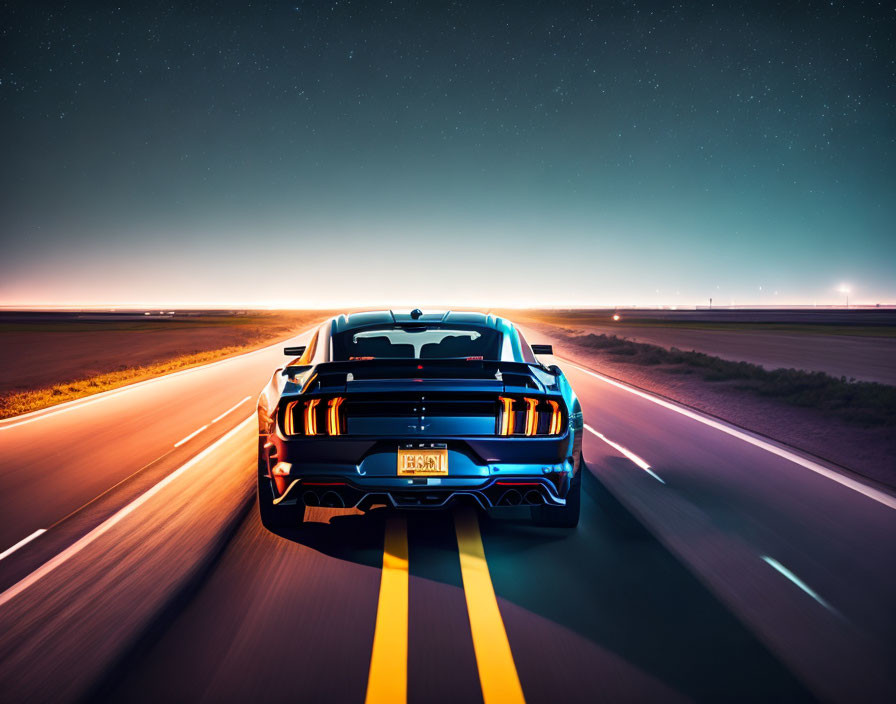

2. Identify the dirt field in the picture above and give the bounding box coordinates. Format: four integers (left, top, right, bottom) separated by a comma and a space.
0, 311, 333, 415
507, 309, 896, 385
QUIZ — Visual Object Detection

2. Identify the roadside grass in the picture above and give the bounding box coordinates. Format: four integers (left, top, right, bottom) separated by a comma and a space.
0, 342, 273, 419
0, 340, 275, 419
0, 311, 339, 420
0, 314, 309, 334
574, 333, 896, 427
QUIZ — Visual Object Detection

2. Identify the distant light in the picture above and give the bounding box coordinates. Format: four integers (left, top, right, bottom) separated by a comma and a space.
612, 314, 621, 321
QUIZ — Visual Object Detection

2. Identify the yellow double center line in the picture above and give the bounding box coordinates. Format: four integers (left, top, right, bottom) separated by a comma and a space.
365, 510, 525, 704
366, 516, 409, 704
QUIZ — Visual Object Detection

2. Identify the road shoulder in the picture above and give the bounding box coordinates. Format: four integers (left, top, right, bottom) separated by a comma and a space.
518, 319, 896, 489
0, 419, 256, 702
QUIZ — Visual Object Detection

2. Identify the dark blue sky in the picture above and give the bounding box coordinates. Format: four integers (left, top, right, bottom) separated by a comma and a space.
1, 1, 893, 307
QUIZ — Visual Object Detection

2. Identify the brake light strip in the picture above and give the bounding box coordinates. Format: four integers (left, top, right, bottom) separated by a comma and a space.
498, 397, 514, 435
328, 397, 344, 436
524, 397, 539, 436
547, 400, 561, 435
284, 401, 298, 435
304, 398, 319, 435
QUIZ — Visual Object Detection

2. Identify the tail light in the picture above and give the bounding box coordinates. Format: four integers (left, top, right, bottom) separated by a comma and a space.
304, 398, 319, 435
284, 401, 299, 435
547, 400, 562, 435
497, 397, 565, 436
524, 398, 539, 436
327, 397, 344, 436
498, 396, 515, 435
282, 396, 345, 436
281, 395, 564, 437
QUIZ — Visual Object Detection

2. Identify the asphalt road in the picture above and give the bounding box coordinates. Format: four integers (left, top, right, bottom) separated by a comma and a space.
0, 327, 894, 703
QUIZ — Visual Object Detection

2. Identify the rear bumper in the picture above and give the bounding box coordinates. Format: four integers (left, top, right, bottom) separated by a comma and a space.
262, 432, 580, 510
272, 433, 573, 469
273, 474, 568, 510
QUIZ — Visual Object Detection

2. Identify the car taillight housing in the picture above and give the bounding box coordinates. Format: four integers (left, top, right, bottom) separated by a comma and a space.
496, 396, 565, 436
282, 396, 345, 436
281, 394, 565, 438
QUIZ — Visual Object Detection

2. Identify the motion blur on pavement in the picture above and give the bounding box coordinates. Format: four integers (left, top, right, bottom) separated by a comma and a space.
1, 313, 894, 703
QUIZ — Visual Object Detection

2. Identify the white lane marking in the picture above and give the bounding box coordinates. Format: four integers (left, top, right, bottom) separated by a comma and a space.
173, 424, 209, 448
211, 396, 251, 424
0, 529, 47, 561
762, 556, 834, 611
584, 424, 665, 483
0, 416, 254, 609
563, 360, 896, 510
0, 329, 313, 432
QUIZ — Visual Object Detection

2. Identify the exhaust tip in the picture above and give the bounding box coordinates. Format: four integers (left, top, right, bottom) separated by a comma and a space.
524, 490, 543, 505
320, 491, 345, 508
302, 491, 320, 507
500, 489, 522, 506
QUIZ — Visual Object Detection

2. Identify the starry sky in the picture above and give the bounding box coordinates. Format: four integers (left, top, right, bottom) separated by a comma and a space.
1, 1, 894, 308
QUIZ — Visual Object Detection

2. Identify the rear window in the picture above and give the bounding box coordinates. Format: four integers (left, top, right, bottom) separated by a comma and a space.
332, 326, 501, 360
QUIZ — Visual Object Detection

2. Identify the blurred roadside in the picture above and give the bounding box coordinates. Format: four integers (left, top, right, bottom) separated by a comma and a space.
505, 310, 896, 490
509, 308, 896, 385
0, 310, 334, 419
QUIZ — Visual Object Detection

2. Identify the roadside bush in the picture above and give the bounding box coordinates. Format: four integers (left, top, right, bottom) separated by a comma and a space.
573, 334, 896, 427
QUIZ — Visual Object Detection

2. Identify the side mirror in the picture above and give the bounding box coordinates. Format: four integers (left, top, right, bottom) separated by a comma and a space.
531, 344, 553, 355
284, 346, 306, 357
547, 364, 563, 376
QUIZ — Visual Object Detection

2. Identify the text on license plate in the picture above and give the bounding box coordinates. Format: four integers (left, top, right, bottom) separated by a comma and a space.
397, 447, 449, 476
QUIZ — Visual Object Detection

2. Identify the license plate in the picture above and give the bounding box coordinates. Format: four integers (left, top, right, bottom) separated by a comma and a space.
397, 446, 448, 476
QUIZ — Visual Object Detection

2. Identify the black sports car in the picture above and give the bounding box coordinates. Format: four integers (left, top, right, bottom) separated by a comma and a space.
257, 310, 584, 528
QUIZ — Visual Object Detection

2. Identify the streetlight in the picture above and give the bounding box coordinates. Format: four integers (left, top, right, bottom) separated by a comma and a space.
838, 285, 850, 309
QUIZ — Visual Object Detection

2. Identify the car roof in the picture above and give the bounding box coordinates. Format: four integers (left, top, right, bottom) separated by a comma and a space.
331, 310, 505, 333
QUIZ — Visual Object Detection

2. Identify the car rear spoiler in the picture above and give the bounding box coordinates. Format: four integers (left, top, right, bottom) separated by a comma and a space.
303, 358, 556, 375
291, 358, 559, 393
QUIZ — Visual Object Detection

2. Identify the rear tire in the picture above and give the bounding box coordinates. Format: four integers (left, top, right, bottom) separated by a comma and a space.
257, 459, 303, 530
532, 461, 581, 528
